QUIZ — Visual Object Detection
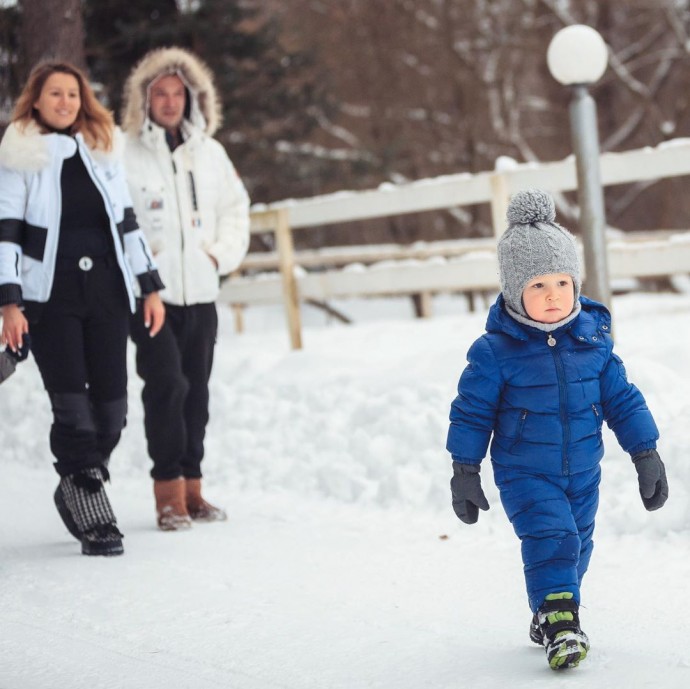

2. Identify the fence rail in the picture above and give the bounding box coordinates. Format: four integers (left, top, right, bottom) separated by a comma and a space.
221, 139, 690, 349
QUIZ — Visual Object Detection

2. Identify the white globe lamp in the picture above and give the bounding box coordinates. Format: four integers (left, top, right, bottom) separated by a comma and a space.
547, 25, 608, 86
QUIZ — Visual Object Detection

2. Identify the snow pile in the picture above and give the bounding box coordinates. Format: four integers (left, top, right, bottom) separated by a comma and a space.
4, 292, 687, 536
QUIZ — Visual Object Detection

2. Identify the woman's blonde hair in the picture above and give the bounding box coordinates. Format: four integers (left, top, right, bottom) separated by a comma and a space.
12, 61, 114, 151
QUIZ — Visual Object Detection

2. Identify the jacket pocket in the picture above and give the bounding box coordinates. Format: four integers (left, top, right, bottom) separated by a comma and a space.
591, 403, 603, 440
139, 190, 168, 253
188, 248, 220, 296
509, 409, 529, 453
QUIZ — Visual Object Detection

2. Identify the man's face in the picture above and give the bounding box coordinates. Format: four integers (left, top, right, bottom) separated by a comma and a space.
149, 74, 186, 133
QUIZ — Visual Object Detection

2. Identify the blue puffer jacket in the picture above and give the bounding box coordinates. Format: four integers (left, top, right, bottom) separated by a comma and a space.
447, 295, 658, 476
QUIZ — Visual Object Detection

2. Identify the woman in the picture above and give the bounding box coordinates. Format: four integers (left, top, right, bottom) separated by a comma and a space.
0, 62, 165, 556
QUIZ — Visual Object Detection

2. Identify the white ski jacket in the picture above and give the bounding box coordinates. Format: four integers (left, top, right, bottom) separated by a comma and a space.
0, 121, 162, 311
123, 120, 250, 306
121, 47, 250, 307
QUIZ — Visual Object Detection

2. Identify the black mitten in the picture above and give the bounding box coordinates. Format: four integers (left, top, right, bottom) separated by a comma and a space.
450, 462, 490, 524
632, 449, 669, 511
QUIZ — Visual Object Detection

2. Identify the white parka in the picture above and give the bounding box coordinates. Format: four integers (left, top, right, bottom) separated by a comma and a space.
121, 47, 250, 306
0, 121, 162, 311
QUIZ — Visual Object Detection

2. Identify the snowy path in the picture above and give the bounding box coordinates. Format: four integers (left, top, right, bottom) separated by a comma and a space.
1, 463, 688, 689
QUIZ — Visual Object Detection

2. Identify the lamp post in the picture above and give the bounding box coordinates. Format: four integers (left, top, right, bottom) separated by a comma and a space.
547, 25, 611, 308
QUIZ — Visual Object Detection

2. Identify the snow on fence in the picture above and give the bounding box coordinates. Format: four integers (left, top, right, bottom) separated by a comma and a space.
220, 139, 690, 349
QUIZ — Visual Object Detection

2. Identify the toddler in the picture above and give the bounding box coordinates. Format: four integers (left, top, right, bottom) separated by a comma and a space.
446, 189, 668, 670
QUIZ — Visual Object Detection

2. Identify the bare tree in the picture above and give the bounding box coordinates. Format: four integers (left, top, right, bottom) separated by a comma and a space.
265, 0, 690, 242
20, 0, 86, 74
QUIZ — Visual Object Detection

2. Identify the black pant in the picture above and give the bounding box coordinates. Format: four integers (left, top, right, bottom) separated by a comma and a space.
29, 256, 129, 477
130, 301, 218, 481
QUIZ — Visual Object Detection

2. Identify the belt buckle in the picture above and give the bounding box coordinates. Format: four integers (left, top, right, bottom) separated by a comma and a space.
78, 256, 94, 272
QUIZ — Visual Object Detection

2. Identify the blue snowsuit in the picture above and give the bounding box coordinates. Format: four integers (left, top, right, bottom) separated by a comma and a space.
447, 295, 658, 611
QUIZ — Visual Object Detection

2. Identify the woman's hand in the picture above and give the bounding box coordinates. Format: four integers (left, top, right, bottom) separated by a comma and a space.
1, 304, 29, 352
142, 292, 165, 337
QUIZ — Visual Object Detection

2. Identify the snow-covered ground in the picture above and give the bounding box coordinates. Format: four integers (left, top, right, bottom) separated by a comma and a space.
1, 291, 689, 688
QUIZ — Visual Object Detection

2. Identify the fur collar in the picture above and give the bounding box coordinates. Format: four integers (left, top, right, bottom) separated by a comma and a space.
0, 121, 123, 173
0, 121, 51, 172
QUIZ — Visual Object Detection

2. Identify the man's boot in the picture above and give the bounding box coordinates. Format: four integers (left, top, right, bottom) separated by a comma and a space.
185, 478, 227, 522
154, 478, 193, 531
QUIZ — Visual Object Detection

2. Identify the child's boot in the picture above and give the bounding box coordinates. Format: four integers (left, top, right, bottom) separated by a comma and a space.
529, 613, 543, 645
536, 592, 589, 670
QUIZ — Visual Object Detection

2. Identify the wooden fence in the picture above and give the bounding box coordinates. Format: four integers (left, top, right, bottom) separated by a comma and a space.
220, 139, 690, 349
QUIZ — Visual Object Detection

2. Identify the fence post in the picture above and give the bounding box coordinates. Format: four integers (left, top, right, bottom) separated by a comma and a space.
412, 292, 433, 318
274, 208, 303, 349
490, 172, 510, 239
232, 304, 245, 334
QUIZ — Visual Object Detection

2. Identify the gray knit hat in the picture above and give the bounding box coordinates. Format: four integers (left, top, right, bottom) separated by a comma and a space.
497, 189, 581, 318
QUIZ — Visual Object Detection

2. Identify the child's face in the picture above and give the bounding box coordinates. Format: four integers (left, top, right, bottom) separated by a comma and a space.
521, 273, 575, 323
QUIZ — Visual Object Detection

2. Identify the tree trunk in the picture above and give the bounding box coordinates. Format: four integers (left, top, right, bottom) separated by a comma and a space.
20, 0, 86, 76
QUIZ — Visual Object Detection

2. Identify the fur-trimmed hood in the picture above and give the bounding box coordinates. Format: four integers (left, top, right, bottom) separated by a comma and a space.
120, 47, 221, 136
0, 120, 123, 173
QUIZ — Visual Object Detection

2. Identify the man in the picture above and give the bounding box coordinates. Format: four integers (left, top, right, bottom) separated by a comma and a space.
121, 47, 250, 530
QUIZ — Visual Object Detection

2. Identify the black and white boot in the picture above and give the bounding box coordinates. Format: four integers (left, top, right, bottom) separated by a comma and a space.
54, 467, 124, 556
536, 592, 589, 670
529, 613, 544, 645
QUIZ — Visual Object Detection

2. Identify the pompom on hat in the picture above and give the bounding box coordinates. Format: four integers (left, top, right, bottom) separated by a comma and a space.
497, 189, 581, 318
